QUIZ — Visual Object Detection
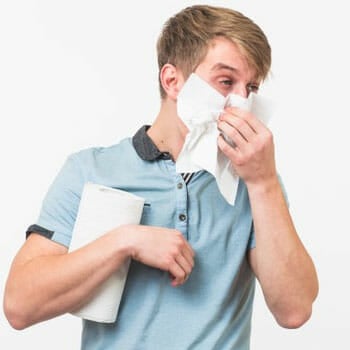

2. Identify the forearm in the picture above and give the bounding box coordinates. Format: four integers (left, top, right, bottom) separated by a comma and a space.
4, 229, 130, 329
247, 176, 318, 328
5, 224, 195, 330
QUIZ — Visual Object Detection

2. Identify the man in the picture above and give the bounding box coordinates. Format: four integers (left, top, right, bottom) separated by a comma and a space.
4, 5, 318, 349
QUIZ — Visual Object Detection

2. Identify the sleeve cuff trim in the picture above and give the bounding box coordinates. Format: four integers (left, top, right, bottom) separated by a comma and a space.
26, 224, 54, 240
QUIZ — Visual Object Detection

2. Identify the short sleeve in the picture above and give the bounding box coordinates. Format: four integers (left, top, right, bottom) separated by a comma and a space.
247, 174, 289, 250
33, 154, 85, 247
247, 223, 256, 250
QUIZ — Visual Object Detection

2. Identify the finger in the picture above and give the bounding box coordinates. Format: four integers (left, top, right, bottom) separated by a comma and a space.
183, 241, 195, 259
225, 106, 266, 132
182, 248, 195, 269
219, 112, 256, 142
217, 134, 242, 164
175, 253, 193, 276
168, 261, 187, 286
218, 120, 246, 150
177, 234, 195, 258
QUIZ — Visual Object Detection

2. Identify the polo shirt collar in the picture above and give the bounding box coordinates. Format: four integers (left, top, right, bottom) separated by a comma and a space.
132, 125, 172, 161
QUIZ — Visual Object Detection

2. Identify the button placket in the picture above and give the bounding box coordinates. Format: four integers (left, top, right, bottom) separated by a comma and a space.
175, 175, 188, 237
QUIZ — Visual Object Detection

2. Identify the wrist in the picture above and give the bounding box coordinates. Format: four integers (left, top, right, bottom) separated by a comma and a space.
111, 224, 137, 260
246, 174, 280, 197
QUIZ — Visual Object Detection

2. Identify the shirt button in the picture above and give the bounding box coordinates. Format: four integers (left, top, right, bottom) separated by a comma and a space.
177, 183, 183, 189
179, 213, 187, 221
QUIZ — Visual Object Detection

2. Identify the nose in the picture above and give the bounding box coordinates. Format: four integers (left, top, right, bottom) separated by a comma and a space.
231, 84, 249, 98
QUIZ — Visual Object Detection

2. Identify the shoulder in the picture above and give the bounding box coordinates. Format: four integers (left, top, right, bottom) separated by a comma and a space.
70, 137, 135, 168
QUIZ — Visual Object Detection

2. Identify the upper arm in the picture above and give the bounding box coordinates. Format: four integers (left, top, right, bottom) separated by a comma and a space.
11, 233, 67, 269
33, 154, 85, 247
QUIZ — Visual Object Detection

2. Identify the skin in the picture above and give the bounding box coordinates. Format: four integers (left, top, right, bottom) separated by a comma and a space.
4, 36, 318, 331
197, 37, 318, 327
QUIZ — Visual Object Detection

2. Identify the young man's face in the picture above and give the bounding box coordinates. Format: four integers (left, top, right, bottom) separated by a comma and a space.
194, 36, 260, 98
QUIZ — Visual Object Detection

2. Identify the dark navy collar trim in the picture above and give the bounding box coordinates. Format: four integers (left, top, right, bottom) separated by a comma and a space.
132, 125, 172, 161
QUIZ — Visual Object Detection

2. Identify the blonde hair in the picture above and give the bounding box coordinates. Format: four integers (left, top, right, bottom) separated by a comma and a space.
157, 5, 271, 98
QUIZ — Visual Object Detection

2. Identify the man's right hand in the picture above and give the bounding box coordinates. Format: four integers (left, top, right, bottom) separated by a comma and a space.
119, 224, 195, 287
4, 224, 194, 330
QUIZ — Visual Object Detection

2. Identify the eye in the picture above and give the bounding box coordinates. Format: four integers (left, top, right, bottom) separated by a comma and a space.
247, 84, 259, 93
215, 78, 235, 96
219, 79, 233, 87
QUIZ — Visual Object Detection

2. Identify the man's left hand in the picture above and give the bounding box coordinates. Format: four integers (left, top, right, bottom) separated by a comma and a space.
217, 106, 277, 186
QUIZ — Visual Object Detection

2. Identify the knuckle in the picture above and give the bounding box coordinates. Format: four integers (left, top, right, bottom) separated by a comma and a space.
255, 135, 269, 152
220, 140, 231, 153
163, 256, 173, 268
219, 113, 228, 122
245, 111, 254, 122
267, 131, 274, 143
264, 129, 273, 141
229, 128, 238, 139
174, 230, 182, 238
171, 247, 181, 256
179, 270, 186, 279
246, 146, 255, 158
235, 119, 244, 129
177, 238, 185, 248
235, 154, 245, 166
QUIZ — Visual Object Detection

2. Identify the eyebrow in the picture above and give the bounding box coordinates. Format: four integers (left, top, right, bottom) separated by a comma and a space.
210, 62, 259, 84
210, 63, 238, 73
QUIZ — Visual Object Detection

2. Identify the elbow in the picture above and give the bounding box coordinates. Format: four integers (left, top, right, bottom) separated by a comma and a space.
3, 293, 32, 330
276, 306, 312, 329
274, 282, 318, 329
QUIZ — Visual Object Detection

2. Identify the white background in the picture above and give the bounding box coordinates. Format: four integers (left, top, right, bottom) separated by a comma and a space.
0, 1, 349, 349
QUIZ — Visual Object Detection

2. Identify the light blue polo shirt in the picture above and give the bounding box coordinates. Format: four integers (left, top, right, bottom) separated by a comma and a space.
30, 125, 261, 349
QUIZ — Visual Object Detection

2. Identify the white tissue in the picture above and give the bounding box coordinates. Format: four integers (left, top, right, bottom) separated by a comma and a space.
176, 73, 273, 205
69, 183, 145, 323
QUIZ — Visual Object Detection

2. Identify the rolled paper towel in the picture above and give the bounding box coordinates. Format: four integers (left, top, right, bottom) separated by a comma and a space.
68, 182, 145, 323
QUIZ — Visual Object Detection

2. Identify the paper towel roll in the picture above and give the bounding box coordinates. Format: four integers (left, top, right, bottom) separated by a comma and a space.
68, 182, 145, 323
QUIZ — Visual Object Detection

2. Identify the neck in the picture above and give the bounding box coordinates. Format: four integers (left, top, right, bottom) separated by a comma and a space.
147, 98, 188, 161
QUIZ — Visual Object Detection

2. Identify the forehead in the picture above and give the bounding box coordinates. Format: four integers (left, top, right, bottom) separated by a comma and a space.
198, 37, 257, 80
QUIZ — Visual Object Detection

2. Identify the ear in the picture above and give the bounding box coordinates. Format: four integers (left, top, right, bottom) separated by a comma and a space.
159, 64, 185, 100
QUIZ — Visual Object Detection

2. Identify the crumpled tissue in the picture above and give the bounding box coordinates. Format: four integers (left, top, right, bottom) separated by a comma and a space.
176, 73, 273, 205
